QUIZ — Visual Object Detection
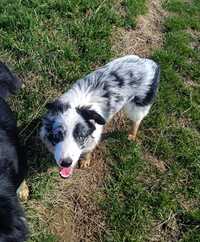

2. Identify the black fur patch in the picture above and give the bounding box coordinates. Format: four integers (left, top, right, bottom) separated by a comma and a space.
52, 128, 65, 145
133, 65, 160, 107
115, 95, 124, 103
0, 99, 27, 188
102, 83, 112, 111
0, 177, 28, 242
129, 71, 134, 79
102, 91, 110, 99
0, 98, 16, 133
45, 122, 66, 145
45, 100, 70, 114
73, 121, 95, 146
0, 62, 22, 99
43, 117, 53, 132
0, 62, 28, 242
102, 83, 111, 99
76, 106, 106, 125
111, 71, 125, 88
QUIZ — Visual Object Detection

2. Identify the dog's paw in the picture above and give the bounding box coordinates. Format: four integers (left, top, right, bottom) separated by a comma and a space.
79, 154, 91, 168
128, 134, 137, 142
80, 153, 91, 168
17, 180, 29, 202
79, 159, 91, 168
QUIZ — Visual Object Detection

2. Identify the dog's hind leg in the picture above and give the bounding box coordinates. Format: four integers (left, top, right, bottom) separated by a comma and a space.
124, 102, 151, 141
128, 120, 141, 141
17, 180, 29, 201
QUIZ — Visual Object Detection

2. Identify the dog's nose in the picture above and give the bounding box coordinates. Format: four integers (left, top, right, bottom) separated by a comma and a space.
60, 158, 72, 167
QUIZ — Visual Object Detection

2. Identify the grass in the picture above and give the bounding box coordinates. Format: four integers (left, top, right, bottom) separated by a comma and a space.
102, 135, 152, 241
122, 0, 147, 29
0, 0, 147, 241
1, 0, 200, 241
102, 0, 200, 241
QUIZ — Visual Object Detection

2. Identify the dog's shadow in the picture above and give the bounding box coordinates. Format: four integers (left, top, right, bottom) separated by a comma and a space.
101, 130, 126, 141
18, 118, 56, 177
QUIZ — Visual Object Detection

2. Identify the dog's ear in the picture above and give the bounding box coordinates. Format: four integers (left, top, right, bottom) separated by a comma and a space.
76, 106, 106, 125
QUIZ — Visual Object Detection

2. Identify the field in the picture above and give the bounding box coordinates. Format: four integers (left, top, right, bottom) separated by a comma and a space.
0, 0, 200, 241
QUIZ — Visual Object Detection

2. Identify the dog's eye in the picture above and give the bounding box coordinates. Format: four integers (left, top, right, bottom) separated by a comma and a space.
53, 130, 64, 143
47, 126, 66, 145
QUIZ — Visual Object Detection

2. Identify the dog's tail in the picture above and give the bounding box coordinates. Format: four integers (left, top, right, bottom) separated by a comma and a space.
0, 62, 22, 99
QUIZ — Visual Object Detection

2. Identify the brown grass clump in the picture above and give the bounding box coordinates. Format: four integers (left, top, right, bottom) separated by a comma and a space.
143, 153, 167, 173
149, 214, 181, 242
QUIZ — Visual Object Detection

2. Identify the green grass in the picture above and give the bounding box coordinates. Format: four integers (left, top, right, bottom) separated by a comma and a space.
102, 0, 200, 241
102, 135, 152, 241
122, 0, 147, 29
0, 0, 121, 124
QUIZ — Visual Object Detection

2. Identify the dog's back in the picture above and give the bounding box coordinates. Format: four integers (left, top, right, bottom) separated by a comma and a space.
0, 62, 28, 241
64, 55, 159, 120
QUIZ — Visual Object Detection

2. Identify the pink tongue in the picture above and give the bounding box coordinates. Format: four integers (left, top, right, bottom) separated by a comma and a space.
59, 167, 73, 178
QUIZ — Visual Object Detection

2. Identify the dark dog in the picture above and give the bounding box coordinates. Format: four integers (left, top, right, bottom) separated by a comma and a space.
0, 62, 28, 242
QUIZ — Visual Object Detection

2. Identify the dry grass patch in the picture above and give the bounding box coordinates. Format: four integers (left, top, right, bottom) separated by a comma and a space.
112, 0, 167, 57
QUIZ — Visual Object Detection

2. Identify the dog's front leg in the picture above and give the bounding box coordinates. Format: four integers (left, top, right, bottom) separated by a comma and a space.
79, 153, 91, 168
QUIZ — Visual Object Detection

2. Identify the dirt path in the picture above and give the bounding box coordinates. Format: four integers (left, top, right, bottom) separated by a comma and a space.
112, 0, 166, 57
42, 1, 166, 241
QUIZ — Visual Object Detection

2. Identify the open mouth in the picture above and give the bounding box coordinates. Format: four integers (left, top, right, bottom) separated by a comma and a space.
59, 167, 74, 178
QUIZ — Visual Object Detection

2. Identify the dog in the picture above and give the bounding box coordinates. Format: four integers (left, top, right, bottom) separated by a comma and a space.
0, 62, 29, 241
40, 55, 160, 178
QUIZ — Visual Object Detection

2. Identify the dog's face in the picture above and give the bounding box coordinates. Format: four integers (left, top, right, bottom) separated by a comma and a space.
40, 101, 105, 177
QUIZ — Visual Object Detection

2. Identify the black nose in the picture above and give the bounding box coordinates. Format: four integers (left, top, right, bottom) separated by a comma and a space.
60, 158, 72, 167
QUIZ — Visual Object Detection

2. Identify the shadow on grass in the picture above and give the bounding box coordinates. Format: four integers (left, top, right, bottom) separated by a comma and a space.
102, 130, 127, 141
18, 118, 56, 177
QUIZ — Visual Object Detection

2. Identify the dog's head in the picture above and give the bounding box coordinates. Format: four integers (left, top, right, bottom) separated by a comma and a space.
40, 100, 105, 178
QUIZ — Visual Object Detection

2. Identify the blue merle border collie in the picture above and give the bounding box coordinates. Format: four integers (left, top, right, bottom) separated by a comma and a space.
40, 55, 160, 178
0, 62, 28, 242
